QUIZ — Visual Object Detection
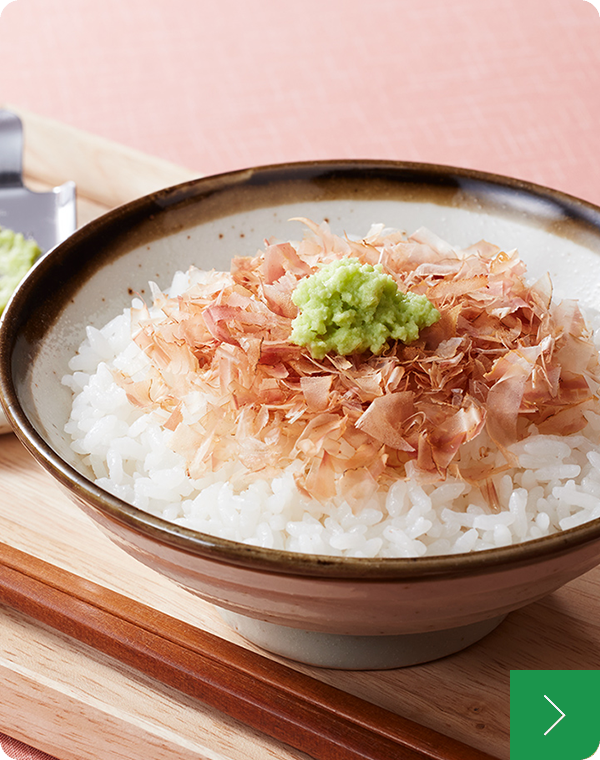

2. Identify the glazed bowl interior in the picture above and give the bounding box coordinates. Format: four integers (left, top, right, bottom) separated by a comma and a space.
3, 159, 600, 577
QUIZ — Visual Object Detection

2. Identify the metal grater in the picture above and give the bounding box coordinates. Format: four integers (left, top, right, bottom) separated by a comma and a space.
0, 108, 76, 253
0, 108, 77, 433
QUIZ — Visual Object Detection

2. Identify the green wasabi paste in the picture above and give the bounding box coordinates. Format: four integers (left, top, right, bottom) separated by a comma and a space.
290, 257, 440, 359
0, 226, 42, 313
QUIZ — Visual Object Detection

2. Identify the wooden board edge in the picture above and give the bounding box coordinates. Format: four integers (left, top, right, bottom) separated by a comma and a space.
0, 604, 305, 760
3, 104, 200, 209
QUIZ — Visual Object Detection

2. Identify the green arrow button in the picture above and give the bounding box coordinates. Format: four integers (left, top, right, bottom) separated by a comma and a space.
511, 670, 600, 759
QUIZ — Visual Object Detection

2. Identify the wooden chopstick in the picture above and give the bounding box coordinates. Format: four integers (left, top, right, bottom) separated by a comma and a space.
0, 541, 499, 760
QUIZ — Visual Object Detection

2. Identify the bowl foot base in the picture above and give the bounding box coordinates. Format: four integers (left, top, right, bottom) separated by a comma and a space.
218, 610, 506, 670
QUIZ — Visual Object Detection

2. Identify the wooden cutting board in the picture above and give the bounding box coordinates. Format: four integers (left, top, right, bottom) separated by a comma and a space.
1, 106, 600, 760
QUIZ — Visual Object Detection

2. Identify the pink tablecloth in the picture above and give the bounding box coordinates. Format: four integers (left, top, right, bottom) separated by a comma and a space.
0, 734, 57, 760
1, 1, 600, 758
2, 0, 600, 203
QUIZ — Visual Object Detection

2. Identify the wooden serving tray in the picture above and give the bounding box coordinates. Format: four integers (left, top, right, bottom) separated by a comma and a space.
1, 106, 599, 760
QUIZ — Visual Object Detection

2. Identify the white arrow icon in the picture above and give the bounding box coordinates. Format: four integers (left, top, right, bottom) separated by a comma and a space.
544, 694, 566, 735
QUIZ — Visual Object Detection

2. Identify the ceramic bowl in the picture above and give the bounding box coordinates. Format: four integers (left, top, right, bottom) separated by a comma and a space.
2, 160, 600, 670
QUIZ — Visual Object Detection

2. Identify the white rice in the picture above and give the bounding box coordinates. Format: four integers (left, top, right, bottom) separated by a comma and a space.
62, 270, 600, 559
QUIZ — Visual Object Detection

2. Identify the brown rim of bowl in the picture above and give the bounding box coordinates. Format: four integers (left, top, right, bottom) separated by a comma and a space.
2, 158, 600, 580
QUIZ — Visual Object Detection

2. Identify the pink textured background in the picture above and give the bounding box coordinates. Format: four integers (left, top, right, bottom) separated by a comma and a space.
1, 1, 600, 758
2, 0, 600, 202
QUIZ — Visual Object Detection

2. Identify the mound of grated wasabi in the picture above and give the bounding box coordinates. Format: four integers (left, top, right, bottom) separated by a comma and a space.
0, 226, 41, 313
290, 257, 440, 359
